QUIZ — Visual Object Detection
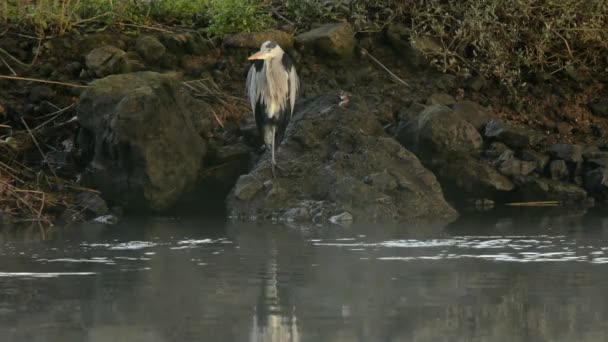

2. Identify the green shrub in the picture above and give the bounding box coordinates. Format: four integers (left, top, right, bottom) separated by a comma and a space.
207, 0, 274, 35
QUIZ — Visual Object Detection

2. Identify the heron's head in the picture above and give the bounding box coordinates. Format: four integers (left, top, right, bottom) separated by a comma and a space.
248, 41, 283, 61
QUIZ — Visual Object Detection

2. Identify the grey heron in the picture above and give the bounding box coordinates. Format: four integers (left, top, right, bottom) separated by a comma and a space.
246, 41, 299, 177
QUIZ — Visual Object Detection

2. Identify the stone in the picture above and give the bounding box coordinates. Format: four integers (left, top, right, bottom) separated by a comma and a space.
223, 30, 294, 49
416, 105, 483, 161
28, 85, 55, 103
427, 93, 456, 106
588, 99, 608, 117
74, 192, 109, 216
467, 75, 487, 92
516, 177, 587, 203
226, 95, 458, 223
434, 157, 514, 204
520, 149, 550, 173
233, 174, 264, 201
295, 23, 355, 58
452, 100, 493, 132
135, 35, 166, 64
547, 144, 583, 163
556, 122, 573, 135
76, 72, 207, 211
385, 24, 440, 68
548, 160, 569, 181
583, 167, 608, 201
394, 102, 426, 150
85, 45, 130, 78
495, 150, 537, 179
180, 55, 207, 76
484, 120, 543, 149
485, 142, 511, 159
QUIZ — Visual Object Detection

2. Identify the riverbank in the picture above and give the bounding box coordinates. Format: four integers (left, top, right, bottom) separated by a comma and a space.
1, 5, 607, 226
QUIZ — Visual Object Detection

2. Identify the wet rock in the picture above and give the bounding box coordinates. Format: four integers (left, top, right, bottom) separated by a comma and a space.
484, 120, 543, 149
28, 85, 55, 103
453, 100, 493, 132
85, 45, 130, 78
227, 95, 458, 223
329, 211, 353, 226
588, 99, 608, 117
417, 105, 483, 161
93, 214, 118, 225
76, 72, 207, 211
74, 192, 109, 216
295, 23, 355, 58
584, 168, 608, 201
223, 30, 294, 49
516, 177, 587, 203
547, 144, 583, 163
549, 160, 569, 181
521, 149, 550, 173
485, 142, 511, 159
135, 35, 166, 64
434, 157, 514, 202
495, 150, 536, 179
427, 93, 455, 106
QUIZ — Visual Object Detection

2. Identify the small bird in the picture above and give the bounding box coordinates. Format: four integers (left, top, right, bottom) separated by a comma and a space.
246, 41, 299, 177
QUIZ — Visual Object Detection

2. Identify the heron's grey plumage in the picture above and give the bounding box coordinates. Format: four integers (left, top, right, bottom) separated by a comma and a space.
246, 41, 299, 177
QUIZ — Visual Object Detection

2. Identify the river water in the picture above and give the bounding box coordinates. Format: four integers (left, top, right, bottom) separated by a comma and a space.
1, 213, 608, 342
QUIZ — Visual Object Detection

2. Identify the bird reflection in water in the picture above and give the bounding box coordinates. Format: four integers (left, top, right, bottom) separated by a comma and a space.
249, 244, 300, 342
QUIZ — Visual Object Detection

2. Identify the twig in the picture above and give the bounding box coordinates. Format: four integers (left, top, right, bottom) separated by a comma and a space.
0, 75, 88, 88
0, 55, 17, 76
270, 9, 295, 26
359, 47, 411, 88
33, 103, 76, 130
120, 22, 174, 33
505, 201, 561, 207
30, 38, 43, 66
211, 110, 225, 128
0, 48, 31, 69
20, 117, 59, 179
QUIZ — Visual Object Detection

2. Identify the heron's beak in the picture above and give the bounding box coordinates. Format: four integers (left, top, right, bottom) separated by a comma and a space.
248, 51, 270, 61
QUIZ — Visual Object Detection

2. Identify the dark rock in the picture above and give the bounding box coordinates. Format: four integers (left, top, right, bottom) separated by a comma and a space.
76, 72, 207, 211
385, 24, 440, 68
516, 177, 587, 203
28, 85, 55, 103
556, 122, 572, 135
427, 93, 456, 106
215, 143, 252, 162
223, 30, 294, 49
295, 23, 355, 58
484, 142, 511, 159
394, 102, 426, 150
180, 55, 207, 77
74, 192, 109, 216
484, 120, 543, 149
589, 99, 608, 117
520, 149, 550, 172
495, 150, 536, 179
135, 35, 166, 64
452, 100, 493, 132
416, 105, 483, 161
85, 45, 130, 78
467, 75, 487, 92
227, 95, 458, 223
548, 160, 569, 181
590, 124, 604, 137
547, 144, 583, 163
434, 157, 514, 202
584, 168, 608, 200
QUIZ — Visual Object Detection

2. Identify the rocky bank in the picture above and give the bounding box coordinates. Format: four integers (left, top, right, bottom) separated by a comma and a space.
0, 22, 607, 225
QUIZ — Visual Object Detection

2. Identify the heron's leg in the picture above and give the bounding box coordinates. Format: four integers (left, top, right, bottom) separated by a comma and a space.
271, 127, 277, 178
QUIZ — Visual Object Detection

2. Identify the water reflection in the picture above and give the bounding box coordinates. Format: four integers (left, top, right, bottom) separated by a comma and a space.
1, 215, 608, 341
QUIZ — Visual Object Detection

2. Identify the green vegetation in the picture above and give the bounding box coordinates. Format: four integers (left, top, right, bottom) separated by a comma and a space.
1, 0, 607, 86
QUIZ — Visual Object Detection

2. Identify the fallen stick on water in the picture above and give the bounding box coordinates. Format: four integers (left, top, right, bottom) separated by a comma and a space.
505, 201, 561, 207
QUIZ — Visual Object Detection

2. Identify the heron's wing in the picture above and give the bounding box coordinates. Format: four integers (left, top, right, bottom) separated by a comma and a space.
246, 65, 256, 115
288, 66, 299, 117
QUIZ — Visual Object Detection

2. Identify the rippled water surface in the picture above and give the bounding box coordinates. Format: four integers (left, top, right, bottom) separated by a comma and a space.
2, 214, 608, 341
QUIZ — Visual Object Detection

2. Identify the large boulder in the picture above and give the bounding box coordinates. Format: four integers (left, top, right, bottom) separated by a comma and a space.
295, 23, 355, 58
484, 120, 543, 149
135, 35, 166, 64
416, 104, 483, 161
76, 72, 207, 211
226, 96, 458, 224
